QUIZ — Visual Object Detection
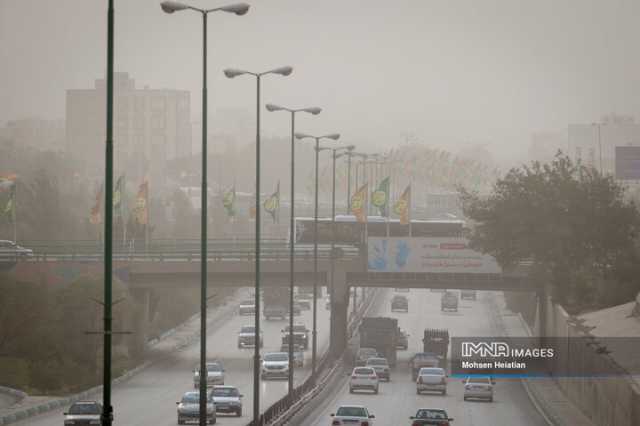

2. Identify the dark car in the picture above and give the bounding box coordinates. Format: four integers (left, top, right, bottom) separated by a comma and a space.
460, 290, 477, 301
64, 401, 104, 426
440, 291, 458, 312
355, 347, 378, 366
391, 295, 409, 312
281, 324, 309, 350
409, 408, 454, 425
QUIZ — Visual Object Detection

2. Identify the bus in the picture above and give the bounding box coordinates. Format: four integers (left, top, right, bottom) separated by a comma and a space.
293, 215, 465, 246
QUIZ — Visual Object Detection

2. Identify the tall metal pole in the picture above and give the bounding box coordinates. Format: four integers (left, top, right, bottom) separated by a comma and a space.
312, 137, 319, 380
288, 111, 296, 394
329, 150, 337, 354
346, 153, 352, 214
597, 123, 603, 174
102, 1, 114, 425
253, 74, 262, 425
199, 12, 208, 426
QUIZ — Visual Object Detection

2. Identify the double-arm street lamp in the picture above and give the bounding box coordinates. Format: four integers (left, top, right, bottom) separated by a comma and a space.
160, 3, 249, 426
294, 132, 340, 380
265, 103, 322, 395
224, 66, 293, 424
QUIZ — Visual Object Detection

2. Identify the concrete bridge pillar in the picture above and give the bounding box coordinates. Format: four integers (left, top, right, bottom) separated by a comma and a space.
330, 268, 349, 358
130, 288, 152, 358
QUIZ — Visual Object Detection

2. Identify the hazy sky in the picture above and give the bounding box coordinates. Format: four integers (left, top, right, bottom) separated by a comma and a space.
2, 0, 640, 162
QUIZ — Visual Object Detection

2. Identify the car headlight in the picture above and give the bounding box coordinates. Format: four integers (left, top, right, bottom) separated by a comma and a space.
64, 421, 75, 425
89, 421, 101, 425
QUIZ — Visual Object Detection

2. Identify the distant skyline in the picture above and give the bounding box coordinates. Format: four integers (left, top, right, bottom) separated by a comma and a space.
2, 0, 640, 163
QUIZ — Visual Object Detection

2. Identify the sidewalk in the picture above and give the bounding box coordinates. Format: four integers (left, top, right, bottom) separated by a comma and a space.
0, 289, 247, 425
489, 292, 595, 426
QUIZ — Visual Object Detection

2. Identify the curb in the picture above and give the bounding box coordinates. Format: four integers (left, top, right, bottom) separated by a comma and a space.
0, 292, 242, 425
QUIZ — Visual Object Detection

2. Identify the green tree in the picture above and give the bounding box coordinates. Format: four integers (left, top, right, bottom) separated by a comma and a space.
460, 153, 640, 310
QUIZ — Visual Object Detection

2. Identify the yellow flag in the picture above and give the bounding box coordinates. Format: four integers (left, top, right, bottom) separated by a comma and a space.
393, 185, 411, 225
350, 183, 368, 223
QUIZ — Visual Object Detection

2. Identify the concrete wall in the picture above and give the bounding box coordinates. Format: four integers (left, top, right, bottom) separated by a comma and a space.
537, 296, 640, 426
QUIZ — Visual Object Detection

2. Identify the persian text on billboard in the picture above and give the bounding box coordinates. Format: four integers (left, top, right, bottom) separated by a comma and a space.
367, 237, 502, 274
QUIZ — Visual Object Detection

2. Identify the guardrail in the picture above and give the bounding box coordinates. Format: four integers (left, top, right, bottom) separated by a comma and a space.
246, 288, 378, 426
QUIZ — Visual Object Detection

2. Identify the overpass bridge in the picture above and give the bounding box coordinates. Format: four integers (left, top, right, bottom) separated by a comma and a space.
4, 238, 539, 355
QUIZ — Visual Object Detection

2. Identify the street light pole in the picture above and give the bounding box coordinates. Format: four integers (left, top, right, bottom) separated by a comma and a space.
295, 132, 340, 379
265, 104, 321, 394
161, 4, 249, 425
102, 2, 114, 425
225, 66, 293, 424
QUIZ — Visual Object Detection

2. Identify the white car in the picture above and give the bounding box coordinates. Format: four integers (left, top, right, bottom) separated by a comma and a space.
210, 385, 243, 417
330, 405, 375, 426
365, 357, 390, 381
63, 401, 103, 426
176, 391, 216, 424
238, 300, 255, 316
261, 352, 289, 380
0, 240, 32, 259
416, 367, 447, 395
463, 376, 494, 402
348, 367, 379, 394
194, 361, 224, 388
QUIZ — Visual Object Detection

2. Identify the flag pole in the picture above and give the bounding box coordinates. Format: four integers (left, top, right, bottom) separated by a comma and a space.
145, 181, 150, 252
13, 179, 17, 243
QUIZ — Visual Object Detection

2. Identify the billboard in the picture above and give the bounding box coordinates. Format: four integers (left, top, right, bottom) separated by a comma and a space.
615, 146, 640, 180
367, 237, 501, 274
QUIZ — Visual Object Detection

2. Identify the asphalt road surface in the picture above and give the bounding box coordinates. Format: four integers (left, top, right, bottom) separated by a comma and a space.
14, 289, 333, 426
304, 289, 549, 426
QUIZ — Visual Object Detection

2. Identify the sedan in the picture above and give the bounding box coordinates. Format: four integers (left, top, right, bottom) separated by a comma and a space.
416, 367, 447, 395
176, 391, 216, 424
237, 300, 255, 316
63, 400, 103, 426
463, 376, 494, 402
0, 240, 33, 259
330, 405, 375, 426
193, 361, 224, 388
409, 408, 454, 425
365, 357, 391, 381
210, 385, 242, 417
349, 367, 379, 394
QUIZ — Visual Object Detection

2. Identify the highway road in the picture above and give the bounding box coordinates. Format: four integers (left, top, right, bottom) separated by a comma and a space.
304, 289, 548, 426
13, 288, 334, 426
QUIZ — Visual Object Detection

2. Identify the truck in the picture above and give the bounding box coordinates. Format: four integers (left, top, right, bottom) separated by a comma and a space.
358, 317, 398, 367
263, 286, 288, 320
409, 328, 450, 380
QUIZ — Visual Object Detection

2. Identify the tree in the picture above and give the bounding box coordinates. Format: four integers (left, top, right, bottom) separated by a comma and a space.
460, 153, 640, 310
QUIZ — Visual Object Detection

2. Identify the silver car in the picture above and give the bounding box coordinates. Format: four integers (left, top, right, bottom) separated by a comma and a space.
463, 376, 494, 402
176, 391, 216, 424
64, 401, 103, 426
261, 352, 289, 380
194, 362, 224, 388
210, 386, 243, 417
0, 240, 32, 260
365, 357, 391, 381
416, 367, 447, 395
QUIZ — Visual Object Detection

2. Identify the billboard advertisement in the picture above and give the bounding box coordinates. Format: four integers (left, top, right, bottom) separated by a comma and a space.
615, 146, 640, 180
367, 237, 502, 274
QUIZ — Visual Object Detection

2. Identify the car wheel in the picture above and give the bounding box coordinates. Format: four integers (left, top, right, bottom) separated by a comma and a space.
416, 389, 421, 395
349, 387, 354, 394
488, 397, 493, 402
463, 396, 468, 401
178, 419, 184, 425
442, 389, 447, 395
237, 409, 242, 417
374, 387, 379, 394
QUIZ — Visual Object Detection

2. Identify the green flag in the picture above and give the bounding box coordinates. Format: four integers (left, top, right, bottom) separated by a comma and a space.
371, 176, 390, 216
223, 186, 236, 217
0, 176, 16, 220
113, 175, 125, 217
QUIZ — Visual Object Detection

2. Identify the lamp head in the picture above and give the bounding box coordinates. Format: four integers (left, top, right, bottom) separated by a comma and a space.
161, 1, 189, 13
269, 66, 293, 77
323, 133, 340, 141
294, 132, 311, 140
346, 144, 356, 151
224, 68, 247, 79
219, 3, 250, 15
265, 103, 284, 112
301, 107, 322, 115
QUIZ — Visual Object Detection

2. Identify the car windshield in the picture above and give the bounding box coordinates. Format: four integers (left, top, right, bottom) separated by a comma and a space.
241, 300, 254, 305
68, 403, 101, 415
366, 358, 388, 366
420, 368, 445, 375
212, 387, 239, 397
416, 409, 447, 419
206, 363, 222, 371
240, 326, 255, 333
181, 393, 200, 404
358, 348, 377, 357
336, 406, 367, 417
467, 376, 492, 384
353, 368, 374, 375
285, 325, 306, 332
264, 353, 288, 362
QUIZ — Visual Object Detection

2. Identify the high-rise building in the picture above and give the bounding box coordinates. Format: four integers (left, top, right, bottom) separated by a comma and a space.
66, 72, 191, 188
568, 114, 640, 174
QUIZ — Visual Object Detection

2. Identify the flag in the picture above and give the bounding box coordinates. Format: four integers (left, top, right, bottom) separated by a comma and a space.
351, 183, 368, 223
249, 206, 256, 220
394, 185, 411, 225
263, 181, 280, 223
0, 175, 16, 220
371, 176, 390, 216
113, 175, 125, 217
222, 186, 236, 217
134, 180, 149, 225
0, 174, 16, 193
90, 183, 104, 225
